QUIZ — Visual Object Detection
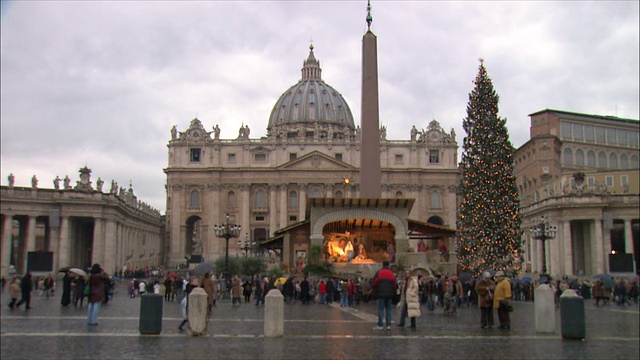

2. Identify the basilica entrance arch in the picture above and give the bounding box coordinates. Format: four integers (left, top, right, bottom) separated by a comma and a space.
185, 216, 203, 262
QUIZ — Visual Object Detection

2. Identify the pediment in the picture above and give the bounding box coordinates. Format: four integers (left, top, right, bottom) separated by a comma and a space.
278, 151, 355, 170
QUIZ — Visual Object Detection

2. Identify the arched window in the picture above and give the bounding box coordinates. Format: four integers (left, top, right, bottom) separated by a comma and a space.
620, 154, 629, 169
255, 190, 266, 208
289, 191, 297, 209
334, 190, 343, 199
575, 149, 585, 166
631, 155, 639, 169
310, 189, 321, 198
586, 150, 596, 167
430, 191, 441, 209
598, 151, 607, 168
227, 191, 237, 208
190, 190, 199, 209
395, 191, 403, 198
609, 153, 618, 169
563, 148, 573, 165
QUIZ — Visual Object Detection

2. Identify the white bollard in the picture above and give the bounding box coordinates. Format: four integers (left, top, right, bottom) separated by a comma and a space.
188, 287, 209, 335
264, 289, 284, 338
534, 284, 555, 333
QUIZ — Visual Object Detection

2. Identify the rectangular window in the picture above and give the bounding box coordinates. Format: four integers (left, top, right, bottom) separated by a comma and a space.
254, 153, 267, 162
429, 150, 440, 164
190, 148, 201, 162
584, 125, 594, 142
587, 177, 595, 187
255, 216, 265, 222
628, 131, 638, 147
606, 128, 617, 144
560, 121, 572, 139
289, 153, 297, 161
595, 127, 606, 143
606, 176, 613, 187
289, 215, 297, 222
617, 129, 626, 146
542, 150, 549, 158
228, 153, 236, 163
572, 123, 583, 141
621, 175, 628, 186
335, 153, 343, 162
395, 154, 403, 164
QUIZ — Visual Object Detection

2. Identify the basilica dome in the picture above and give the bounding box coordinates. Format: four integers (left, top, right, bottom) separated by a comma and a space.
267, 45, 355, 135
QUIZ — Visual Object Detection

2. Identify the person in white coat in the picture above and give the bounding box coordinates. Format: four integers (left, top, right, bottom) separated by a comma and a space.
397, 270, 421, 329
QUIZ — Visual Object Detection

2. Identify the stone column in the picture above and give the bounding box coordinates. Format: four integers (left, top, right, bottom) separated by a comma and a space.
57, 216, 70, 268
298, 184, 307, 221
269, 184, 278, 236
22, 216, 37, 272
534, 284, 555, 333
104, 219, 117, 274
242, 184, 250, 242
1, 214, 13, 277
264, 289, 284, 337
209, 184, 221, 260
602, 223, 612, 274
279, 184, 288, 230
592, 219, 604, 274
624, 219, 635, 273
92, 218, 104, 266
562, 220, 573, 275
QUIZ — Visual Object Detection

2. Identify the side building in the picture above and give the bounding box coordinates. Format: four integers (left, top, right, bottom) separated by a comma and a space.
0, 167, 164, 277
515, 109, 639, 277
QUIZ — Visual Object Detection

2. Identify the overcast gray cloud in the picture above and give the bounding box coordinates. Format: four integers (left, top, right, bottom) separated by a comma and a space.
1, 1, 638, 213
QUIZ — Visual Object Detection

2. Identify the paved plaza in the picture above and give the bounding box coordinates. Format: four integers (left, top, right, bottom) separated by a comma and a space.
1, 283, 638, 360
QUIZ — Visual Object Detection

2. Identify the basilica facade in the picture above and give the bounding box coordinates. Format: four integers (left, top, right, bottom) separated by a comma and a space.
164, 45, 460, 270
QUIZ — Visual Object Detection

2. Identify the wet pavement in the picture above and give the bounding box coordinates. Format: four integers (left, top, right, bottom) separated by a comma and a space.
1, 284, 638, 360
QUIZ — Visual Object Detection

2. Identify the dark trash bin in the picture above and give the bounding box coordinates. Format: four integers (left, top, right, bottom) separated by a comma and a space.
139, 293, 163, 335
560, 290, 585, 340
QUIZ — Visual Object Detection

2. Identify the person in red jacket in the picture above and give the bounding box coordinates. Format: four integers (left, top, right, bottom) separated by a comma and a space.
373, 261, 398, 330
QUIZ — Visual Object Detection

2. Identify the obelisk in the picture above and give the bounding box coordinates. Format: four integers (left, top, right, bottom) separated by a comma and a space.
360, 1, 381, 198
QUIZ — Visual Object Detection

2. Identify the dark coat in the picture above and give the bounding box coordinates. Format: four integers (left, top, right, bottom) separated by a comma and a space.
373, 268, 397, 299
87, 273, 108, 303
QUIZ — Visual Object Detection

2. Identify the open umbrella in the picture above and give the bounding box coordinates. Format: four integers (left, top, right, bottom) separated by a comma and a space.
459, 272, 473, 283
58, 266, 81, 273
192, 262, 215, 276
521, 276, 532, 283
274, 277, 287, 286
167, 273, 179, 279
68, 268, 87, 278
593, 274, 615, 289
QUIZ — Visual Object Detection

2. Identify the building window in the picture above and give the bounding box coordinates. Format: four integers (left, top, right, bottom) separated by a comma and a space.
560, 121, 572, 139
575, 149, 585, 166
334, 190, 343, 198
335, 153, 343, 162
572, 123, 583, 141
227, 191, 237, 208
631, 155, 639, 169
310, 189, 322, 198
621, 175, 628, 186
620, 154, 629, 169
606, 176, 613, 187
429, 150, 440, 164
595, 127, 606, 143
190, 148, 201, 162
190, 190, 200, 209
617, 129, 626, 146
607, 128, 617, 144
395, 191, 403, 198
542, 150, 549, 158
228, 153, 236, 163
289, 191, 297, 209
430, 191, 441, 209
255, 216, 265, 222
563, 148, 573, 165
255, 190, 266, 208
254, 153, 267, 162
609, 153, 618, 169
587, 150, 596, 167
598, 151, 607, 168
628, 131, 638, 147
289, 215, 297, 222
588, 177, 595, 187
584, 125, 594, 142
395, 154, 403, 164
290, 153, 297, 161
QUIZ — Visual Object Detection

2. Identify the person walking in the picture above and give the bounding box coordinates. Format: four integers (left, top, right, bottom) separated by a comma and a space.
475, 271, 495, 329
164, 277, 173, 302
43, 274, 55, 299
300, 276, 310, 305
73, 276, 86, 307
87, 264, 108, 326
16, 272, 33, 310
8, 277, 21, 309
202, 273, 215, 314
493, 271, 512, 330
373, 261, 398, 330
397, 270, 421, 329
60, 272, 72, 307
231, 275, 242, 305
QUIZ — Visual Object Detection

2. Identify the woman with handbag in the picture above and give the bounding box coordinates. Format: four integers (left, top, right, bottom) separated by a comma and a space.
475, 272, 495, 328
493, 271, 512, 330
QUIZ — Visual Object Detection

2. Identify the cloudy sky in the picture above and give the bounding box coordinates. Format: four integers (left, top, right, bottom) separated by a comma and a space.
1, 1, 638, 213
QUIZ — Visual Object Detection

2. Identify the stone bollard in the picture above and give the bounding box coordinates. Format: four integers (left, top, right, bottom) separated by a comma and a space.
264, 289, 284, 338
188, 287, 209, 335
534, 284, 555, 333
560, 289, 585, 340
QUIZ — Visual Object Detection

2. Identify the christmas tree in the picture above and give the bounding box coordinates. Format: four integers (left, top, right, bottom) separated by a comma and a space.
456, 59, 523, 276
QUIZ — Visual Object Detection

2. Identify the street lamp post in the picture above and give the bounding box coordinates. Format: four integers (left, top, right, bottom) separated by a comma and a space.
237, 233, 256, 257
214, 213, 241, 276
529, 215, 557, 279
